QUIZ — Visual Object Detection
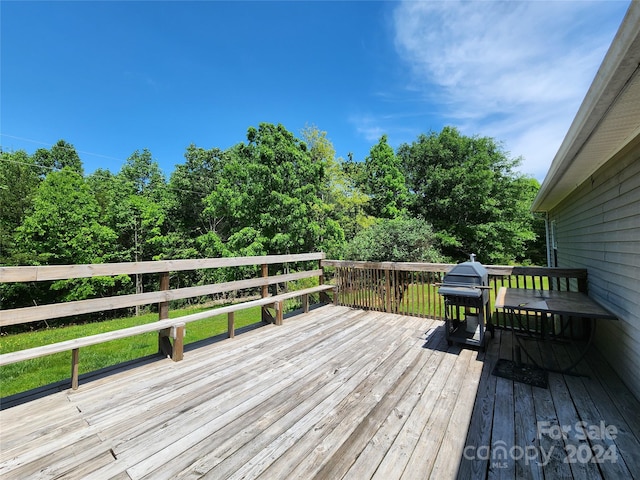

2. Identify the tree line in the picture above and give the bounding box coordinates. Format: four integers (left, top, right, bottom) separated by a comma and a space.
0, 123, 545, 312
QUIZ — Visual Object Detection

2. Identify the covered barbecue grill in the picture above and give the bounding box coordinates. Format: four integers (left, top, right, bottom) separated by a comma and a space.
438, 254, 493, 349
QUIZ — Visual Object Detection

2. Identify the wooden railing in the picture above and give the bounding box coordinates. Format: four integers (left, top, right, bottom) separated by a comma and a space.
321, 260, 588, 334
1, 255, 590, 391
322, 261, 450, 319
0, 253, 335, 389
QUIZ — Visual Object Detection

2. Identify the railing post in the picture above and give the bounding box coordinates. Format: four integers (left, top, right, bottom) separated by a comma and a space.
578, 276, 588, 293
158, 272, 170, 355
261, 263, 269, 298
318, 258, 334, 305
261, 263, 270, 323
158, 272, 170, 320
385, 269, 392, 313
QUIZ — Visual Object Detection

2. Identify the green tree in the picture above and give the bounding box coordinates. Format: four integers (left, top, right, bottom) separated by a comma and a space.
115, 149, 171, 262
169, 144, 224, 242
86, 168, 119, 228
343, 217, 444, 311
109, 150, 172, 312
15, 168, 118, 303
119, 149, 166, 200
32, 139, 83, 176
361, 135, 409, 219
398, 126, 540, 264
343, 217, 443, 263
204, 123, 344, 256
302, 125, 373, 247
16, 168, 115, 265
0, 150, 41, 264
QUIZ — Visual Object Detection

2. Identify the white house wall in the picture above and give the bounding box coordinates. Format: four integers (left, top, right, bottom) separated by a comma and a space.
548, 142, 640, 399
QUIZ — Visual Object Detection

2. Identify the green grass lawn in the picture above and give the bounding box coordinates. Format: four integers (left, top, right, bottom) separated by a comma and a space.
0, 305, 264, 398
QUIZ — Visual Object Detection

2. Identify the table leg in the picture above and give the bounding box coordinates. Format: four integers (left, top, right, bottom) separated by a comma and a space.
553, 317, 595, 376
509, 308, 543, 369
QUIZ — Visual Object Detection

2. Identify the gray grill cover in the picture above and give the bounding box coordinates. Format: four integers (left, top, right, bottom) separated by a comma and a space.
439, 261, 489, 299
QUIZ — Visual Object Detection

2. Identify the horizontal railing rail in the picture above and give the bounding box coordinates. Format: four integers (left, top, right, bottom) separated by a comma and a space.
0, 269, 324, 327
0, 253, 326, 283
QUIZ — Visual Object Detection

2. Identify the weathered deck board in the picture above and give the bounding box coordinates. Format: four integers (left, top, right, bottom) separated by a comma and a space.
526, 335, 574, 479
512, 344, 543, 480
401, 347, 475, 478
371, 342, 460, 479
137, 315, 427, 480
554, 343, 633, 479
340, 326, 451, 480
95, 312, 394, 478
428, 346, 484, 479
496, 333, 517, 478
1, 304, 639, 479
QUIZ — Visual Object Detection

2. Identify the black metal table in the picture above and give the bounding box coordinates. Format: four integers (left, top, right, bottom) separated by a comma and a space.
495, 287, 618, 374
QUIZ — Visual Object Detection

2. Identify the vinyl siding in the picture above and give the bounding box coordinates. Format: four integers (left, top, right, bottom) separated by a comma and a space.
548, 143, 640, 400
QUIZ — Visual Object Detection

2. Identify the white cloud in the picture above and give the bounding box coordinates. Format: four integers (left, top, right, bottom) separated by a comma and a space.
349, 111, 426, 148
392, 0, 628, 181
350, 114, 387, 143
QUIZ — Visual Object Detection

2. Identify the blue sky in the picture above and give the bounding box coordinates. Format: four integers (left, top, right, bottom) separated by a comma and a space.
1, 1, 631, 181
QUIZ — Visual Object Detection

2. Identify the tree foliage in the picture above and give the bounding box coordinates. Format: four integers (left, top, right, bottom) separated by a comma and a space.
32, 139, 83, 176
398, 126, 542, 264
343, 217, 444, 263
14, 168, 119, 303
17, 168, 116, 266
203, 123, 344, 256
0, 150, 41, 264
361, 135, 409, 219
169, 144, 223, 238
115, 150, 171, 262
302, 125, 373, 248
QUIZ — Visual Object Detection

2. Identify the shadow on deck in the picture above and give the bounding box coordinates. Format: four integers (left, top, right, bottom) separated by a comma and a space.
1, 304, 639, 479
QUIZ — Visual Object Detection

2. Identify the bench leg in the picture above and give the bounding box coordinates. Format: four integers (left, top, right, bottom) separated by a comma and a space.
228, 312, 235, 339
172, 323, 185, 362
159, 324, 185, 361
319, 288, 337, 305
261, 305, 276, 324
71, 348, 80, 390
276, 301, 283, 326
159, 329, 173, 357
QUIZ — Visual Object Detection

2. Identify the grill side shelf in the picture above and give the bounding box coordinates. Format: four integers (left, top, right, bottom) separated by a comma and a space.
438, 286, 484, 298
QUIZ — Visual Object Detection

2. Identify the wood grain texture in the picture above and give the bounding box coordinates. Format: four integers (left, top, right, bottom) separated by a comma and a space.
0, 253, 326, 282
0, 288, 330, 367
1, 306, 639, 479
0, 269, 325, 327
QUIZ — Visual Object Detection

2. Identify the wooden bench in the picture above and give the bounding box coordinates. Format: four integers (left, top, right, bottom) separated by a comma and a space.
0, 284, 336, 390
266, 284, 336, 325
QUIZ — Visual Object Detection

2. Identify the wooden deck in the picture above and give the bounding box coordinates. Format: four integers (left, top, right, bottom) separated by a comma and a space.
1, 304, 639, 479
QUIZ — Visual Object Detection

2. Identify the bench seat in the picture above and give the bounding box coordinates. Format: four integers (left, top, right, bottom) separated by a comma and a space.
0, 284, 336, 389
